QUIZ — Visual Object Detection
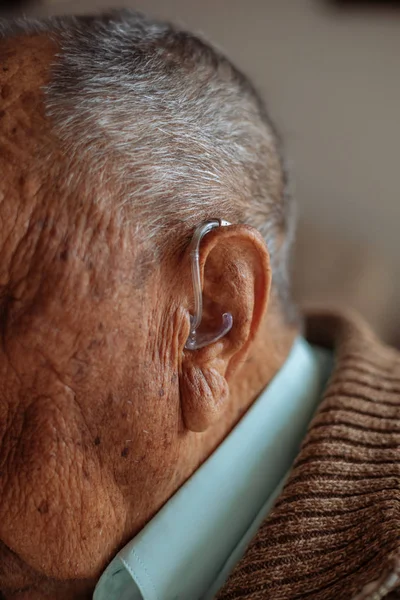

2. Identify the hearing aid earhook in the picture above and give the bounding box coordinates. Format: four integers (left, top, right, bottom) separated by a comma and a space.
185, 219, 233, 350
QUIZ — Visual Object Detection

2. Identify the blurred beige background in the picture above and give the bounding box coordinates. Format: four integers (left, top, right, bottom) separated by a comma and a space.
6, 0, 400, 341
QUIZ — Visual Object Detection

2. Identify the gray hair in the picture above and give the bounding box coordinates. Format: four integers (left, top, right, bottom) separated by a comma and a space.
0, 10, 297, 322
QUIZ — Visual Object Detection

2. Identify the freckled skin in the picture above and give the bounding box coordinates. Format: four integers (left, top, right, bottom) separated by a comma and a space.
0, 33, 297, 600
0, 34, 186, 598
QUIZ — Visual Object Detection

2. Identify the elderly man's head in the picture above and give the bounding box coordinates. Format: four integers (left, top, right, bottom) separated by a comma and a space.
0, 11, 298, 599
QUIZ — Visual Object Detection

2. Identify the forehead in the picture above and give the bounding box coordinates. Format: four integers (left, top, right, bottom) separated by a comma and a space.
0, 33, 60, 275
0, 32, 144, 295
0, 32, 57, 154
1, 35, 50, 295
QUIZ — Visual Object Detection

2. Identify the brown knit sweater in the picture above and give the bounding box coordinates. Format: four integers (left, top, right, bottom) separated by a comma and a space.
217, 311, 400, 600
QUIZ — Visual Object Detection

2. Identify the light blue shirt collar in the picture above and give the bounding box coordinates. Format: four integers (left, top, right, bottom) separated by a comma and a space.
94, 338, 332, 600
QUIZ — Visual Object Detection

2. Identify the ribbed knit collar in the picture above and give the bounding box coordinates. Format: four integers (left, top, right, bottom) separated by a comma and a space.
217, 311, 400, 600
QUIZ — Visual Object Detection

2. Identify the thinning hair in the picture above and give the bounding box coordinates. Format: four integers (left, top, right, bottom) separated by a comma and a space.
0, 10, 298, 322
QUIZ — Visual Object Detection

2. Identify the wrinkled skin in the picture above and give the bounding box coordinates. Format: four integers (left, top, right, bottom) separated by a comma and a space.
0, 33, 296, 599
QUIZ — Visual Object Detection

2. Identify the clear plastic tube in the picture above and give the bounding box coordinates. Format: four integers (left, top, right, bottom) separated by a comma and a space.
185, 219, 233, 350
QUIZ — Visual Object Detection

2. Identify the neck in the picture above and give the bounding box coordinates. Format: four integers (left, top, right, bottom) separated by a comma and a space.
231, 303, 299, 423
198, 302, 299, 461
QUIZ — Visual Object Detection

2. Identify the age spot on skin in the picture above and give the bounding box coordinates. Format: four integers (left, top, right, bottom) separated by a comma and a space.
37, 500, 49, 515
1, 84, 11, 100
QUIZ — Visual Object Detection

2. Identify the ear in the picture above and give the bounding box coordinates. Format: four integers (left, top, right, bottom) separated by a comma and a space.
179, 224, 271, 432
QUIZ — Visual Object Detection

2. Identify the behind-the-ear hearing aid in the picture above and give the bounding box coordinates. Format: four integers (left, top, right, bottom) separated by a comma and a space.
185, 219, 233, 351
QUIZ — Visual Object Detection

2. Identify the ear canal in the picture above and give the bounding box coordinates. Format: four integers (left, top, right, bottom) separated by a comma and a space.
185, 312, 233, 350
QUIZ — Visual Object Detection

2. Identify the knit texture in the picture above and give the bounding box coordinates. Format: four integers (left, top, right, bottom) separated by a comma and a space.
217, 311, 400, 600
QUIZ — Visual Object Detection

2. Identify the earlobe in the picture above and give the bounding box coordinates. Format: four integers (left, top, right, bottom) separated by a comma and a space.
181, 363, 229, 432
